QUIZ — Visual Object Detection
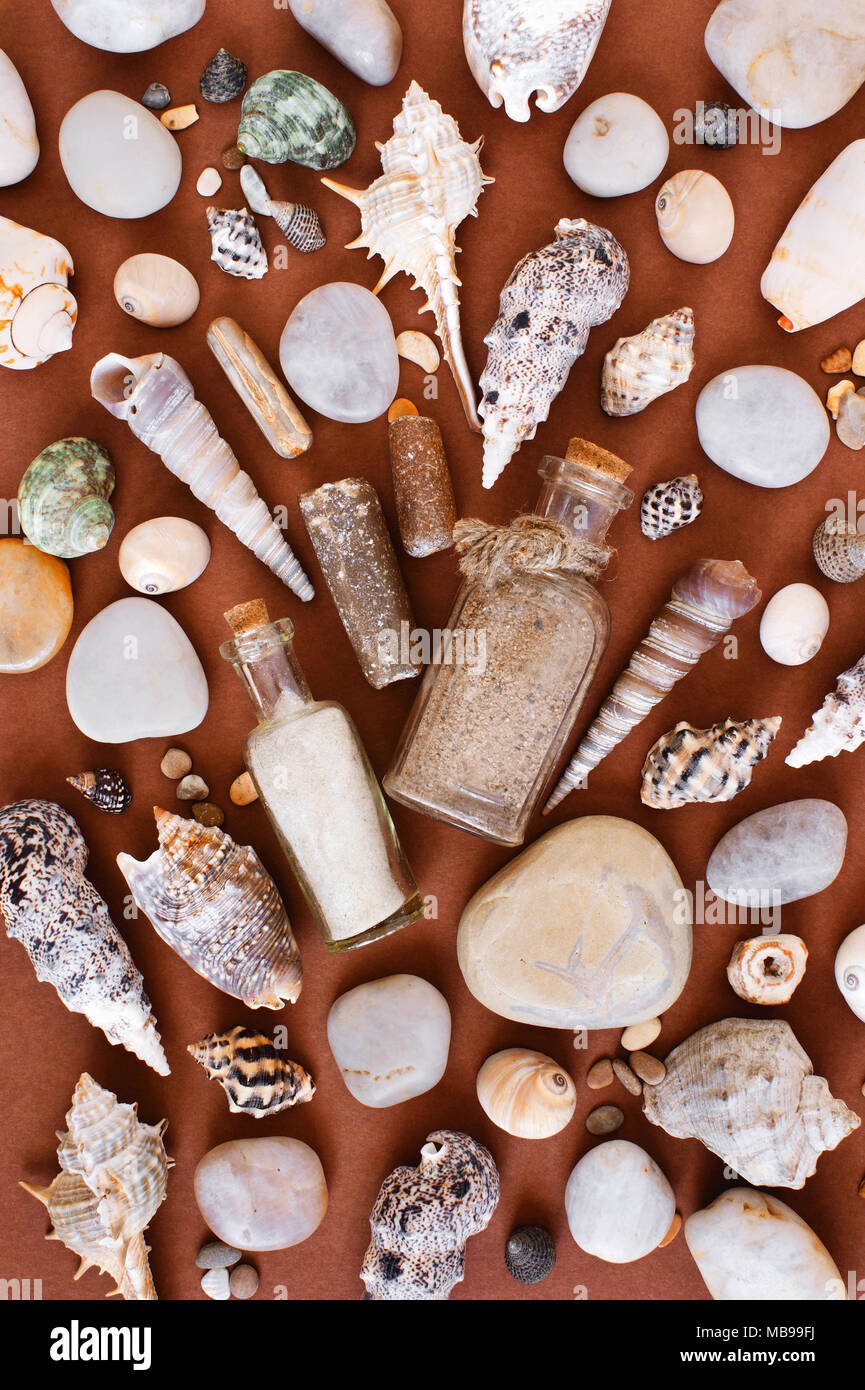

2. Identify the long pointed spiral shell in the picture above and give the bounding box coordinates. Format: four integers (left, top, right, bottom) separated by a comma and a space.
546, 560, 761, 807
89, 352, 313, 600
188, 1025, 315, 1116
640, 715, 780, 810
0, 800, 168, 1075
601, 307, 695, 417
786, 651, 865, 767
812, 517, 865, 582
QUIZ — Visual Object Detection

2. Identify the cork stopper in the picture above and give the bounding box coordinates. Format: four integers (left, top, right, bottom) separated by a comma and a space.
224, 599, 270, 635
565, 437, 632, 482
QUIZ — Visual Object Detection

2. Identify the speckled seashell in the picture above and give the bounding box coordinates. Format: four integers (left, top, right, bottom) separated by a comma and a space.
20, 1073, 170, 1300
66, 769, 132, 815
116, 808, 303, 1009
640, 716, 781, 809
476, 1048, 576, 1138
640, 474, 703, 539
119, 517, 211, 595
601, 308, 695, 417
18, 438, 114, 558
694, 99, 737, 148
727, 935, 809, 1005
237, 70, 355, 168
113, 253, 200, 328
0, 215, 77, 370
206, 207, 268, 279
188, 1025, 315, 1117
504, 1226, 556, 1283
200, 49, 248, 104
655, 170, 734, 264
786, 651, 865, 767
0, 800, 168, 1074
813, 517, 865, 582
643, 1017, 859, 1188
239, 164, 325, 253
361, 1130, 499, 1300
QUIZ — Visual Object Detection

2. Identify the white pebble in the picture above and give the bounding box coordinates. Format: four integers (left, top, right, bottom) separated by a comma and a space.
564, 93, 669, 197
201, 1267, 230, 1300
197, 166, 223, 197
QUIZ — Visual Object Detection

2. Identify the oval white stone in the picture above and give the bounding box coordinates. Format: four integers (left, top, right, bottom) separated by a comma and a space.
706, 798, 847, 906
50, 0, 205, 53
565, 1139, 675, 1263
194, 1137, 327, 1251
59, 90, 182, 218
564, 92, 669, 197
287, 0, 402, 86
0, 49, 39, 187
696, 365, 829, 487
279, 282, 399, 424
327, 973, 451, 1107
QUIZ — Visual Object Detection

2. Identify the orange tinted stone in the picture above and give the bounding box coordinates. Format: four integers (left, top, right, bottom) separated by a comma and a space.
0, 539, 73, 673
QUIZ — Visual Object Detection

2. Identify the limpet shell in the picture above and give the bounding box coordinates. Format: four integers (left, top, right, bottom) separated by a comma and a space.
476, 1047, 576, 1138
113, 253, 200, 328
119, 517, 210, 595
655, 170, 734, 264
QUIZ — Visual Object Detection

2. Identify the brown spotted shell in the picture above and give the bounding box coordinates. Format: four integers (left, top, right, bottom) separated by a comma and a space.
812, 517, 865, 582
640, 475, 703, 539
640, 716, 781, 809
188, 1025, 315, 1116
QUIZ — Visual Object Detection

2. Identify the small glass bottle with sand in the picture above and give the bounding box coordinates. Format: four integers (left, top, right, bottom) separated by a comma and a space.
221, 600, 424, 951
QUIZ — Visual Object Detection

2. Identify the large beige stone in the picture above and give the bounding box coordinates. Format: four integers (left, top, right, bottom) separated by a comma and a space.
456, 816, 692, 1029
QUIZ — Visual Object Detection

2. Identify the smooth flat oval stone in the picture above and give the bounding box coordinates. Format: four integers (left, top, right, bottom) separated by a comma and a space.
327, 973, 451, 1107
457, 816, 692, 1029
66, 596, 208, 743
279, 282, 399, 423
0, 539, 73, 673
0, 48, 39, 186
696, 365, 829, 487
194, 1137, 327, 1251
564, 1139, 675, 1263
59, 90, 182, 218
51, 0, 205, 52
288, 0, 402, 86
563, 92, 669, 197
706, 798, 847, 906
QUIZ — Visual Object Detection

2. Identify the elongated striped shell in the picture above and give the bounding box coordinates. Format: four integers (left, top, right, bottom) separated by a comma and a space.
18, 437, 114, 558
640, 716, 781, 809
640, 474, 703, 539
602, 307, 695, 416
20, 1073, 170, 1300
188, 1025, 315, 1116
237, 70, 355, 168
476, 1048, 576, 1138
786, 651, 865, 767
66, 769, 132, 814
116, 809, 303, 1009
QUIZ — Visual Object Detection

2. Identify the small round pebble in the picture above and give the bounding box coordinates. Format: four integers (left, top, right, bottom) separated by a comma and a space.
161, 747, 192, 779
177, 773, 209, 801
230, 771, 258, 806
221, 143, 246, 170
193, 801, 224, 827
586, 1058, 614, 1090
197, 167, 223, 197
585, 1104, 624, 1135
629, 1051, 666, 1086
229, 1264, 260, 1299
621, 1018, 661, 1051
142, 82, 171, 111
201, 1267, 230, 1300
612, 1058, 643, 1096
195, 1239, 241, 1269
658, 1211, 682, 1248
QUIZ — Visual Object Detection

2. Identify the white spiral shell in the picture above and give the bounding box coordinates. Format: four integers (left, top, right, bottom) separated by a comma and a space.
835, 924, 865, 1021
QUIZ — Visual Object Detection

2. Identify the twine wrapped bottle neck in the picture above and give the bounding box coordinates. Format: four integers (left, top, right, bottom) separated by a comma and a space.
454, 514, 611, 586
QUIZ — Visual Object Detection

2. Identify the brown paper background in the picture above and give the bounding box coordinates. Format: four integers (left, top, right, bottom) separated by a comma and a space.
1, 0, 864, 1303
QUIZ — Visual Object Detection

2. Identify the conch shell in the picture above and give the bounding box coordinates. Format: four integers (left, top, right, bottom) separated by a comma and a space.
0, 215, 77, 370
463, 0, 612, 122
640, 715, 780, 810
546, 560, 761, 806
479, 217, 629, 488
812, 517, 865, 583
90, 351, 313, 600
601, 307, 695, 416
0, 800, 168, 1075
762, 140, 865, 332
17, 437, 114, 558
786, 650, 865, 767
322, 81, 493, 432
188, 1025, 315, 1116
361, 1130, 499, 1300
116, 808, 303, 1010
21, 1073, 170, 1300
476, 1048, 576, 1138
640, 474, 703, 540
643, 1017, 860, 1188
726, 935, 809, 1005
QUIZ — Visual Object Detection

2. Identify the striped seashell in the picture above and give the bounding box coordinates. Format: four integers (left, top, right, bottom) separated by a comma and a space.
601, 307, 695, 417
200, 49, 248, 104
786, 651, 865, 768
271, 201, 326, 253
640, 716, 781, 809
66, 769, 132, 814
504, 1225, 556, 1283
206, 207, 268, 279
640, 474, 703, 540
188, 1025, 315, 1116
812, 517, 865, 582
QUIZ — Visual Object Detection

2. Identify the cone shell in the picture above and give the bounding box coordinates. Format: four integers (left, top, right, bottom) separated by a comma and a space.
601, 307, 695, 417
655, 170, 734, 264
786, 651, 865, 767
476, 1048, 576, 1138
812, 517, 865, 582
119, 517, 211, 595
727, 935, 809, 1005
207, 207, 268, 279
0, 214, 77, 370
18, 438, 114, 558
640, 716, 781, 809
66, 769, 132, 814
116, 809, 303, 1009
113, 253, 200, 328
188, 1025, 315, 1116
504, 1225, 556, 1283
640, 474, 703, 539
643, 1017, 859, 1188
20, 1073, 170, 1300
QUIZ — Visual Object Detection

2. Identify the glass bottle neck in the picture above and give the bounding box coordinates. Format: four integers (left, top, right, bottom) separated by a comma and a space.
220, 619, 312, 724
535, 454, 633, 548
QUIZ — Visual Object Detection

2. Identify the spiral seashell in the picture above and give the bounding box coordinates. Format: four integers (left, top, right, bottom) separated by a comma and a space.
759, 583, 829, 665
20, 1073, 170, 1300
200, 48, 248, 103
66, 769, 132, 814
188, 1025, 315, 1116
476, 1047, 576, 1138
835, 925, 865, 1021
116, 808, 303, 1010
655, 170, 734, 264
640, 474, 703, 540
0, 215, 77, 370
813, 517, 865, 582
504, 1226, 556, 1284
119, 517, 211, 595
694, 98, 737, 148
239, 163, 326, 254
238, 69, 355, 168
726, 935, 809, 1005
640, 715, 781, 810
206, 207, 268, 279
601, 307, 695, 417
786, 650, 865, 767
113, 253, 200, 328
17, 437, 114, 558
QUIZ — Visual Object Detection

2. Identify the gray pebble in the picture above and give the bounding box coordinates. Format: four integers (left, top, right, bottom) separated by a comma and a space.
177, 773, 209, 800
201, 1268, 231, 1300
585, 1104, 624, 1135
196, 1239, 241, 1269
142, 82, 171, 111
229, 1264, 260, 1299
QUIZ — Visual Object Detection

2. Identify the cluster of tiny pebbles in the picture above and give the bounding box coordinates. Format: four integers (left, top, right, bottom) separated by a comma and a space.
821, 341, 865, 449
584, 1017, 666, 1130
160, 747, 224, 827
196, 1240, 259, 1300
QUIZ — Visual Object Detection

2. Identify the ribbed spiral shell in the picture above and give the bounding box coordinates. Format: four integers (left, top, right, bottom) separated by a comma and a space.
640, 716, 781, 809
640, 475, 703, 539
237, 70, 356, 168
786, 651, 865, 767
207, 207, 268, 279
200, 49, 248, 103
504, 1226, 556, 1284
188, 1025, 315, 1116
271, 201, 326, 253
812, 517, 865, 582
66, 769, 132, 814
601, 307, 695, 417
17, 437, 115, 558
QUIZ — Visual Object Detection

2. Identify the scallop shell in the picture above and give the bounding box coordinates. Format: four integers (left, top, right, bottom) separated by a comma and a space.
834, 924, 865, 1022
504, 1225, 556, 1283
206, 207, 268, 279
640, 716, 781, 809
726, 935, 809, 1005
113, 253, 200, 328
0, 800, 168, 1074
786, 650, 865, 767
476, 1048, 576, 1138
188, 1025, 315, 1116
18, 437, 114, 558
361, 1130, 500, 1300
237, 69, 355, 168
759, 582, 829, 665
601, 307, 695, 416
119, 517, 211, 595
66, 769, 132, 814
0, 215, 77, 370
463, 0, 612, 122
200, 49, 248, 103
655, 170, 734, 264
478, 217, 629, 487
643, 1017, 860, 1188
639, 474, 703, 539
813, 517, 865, 582
323, 82, 493, 432
20, 1073, 170, 1300
116, 808, 303, 1010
